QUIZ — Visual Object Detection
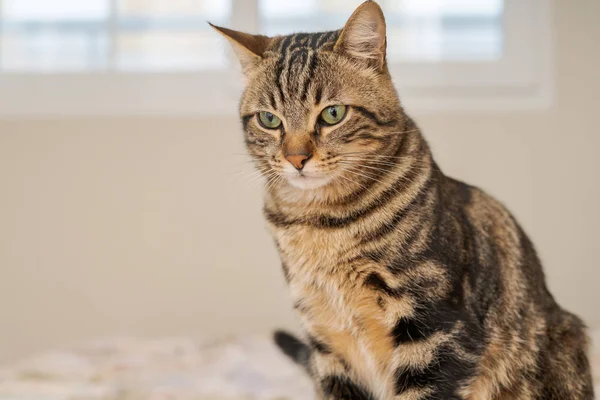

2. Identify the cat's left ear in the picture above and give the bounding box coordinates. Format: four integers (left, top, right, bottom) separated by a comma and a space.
209, 23, 271, 75
334, 1, 387, 70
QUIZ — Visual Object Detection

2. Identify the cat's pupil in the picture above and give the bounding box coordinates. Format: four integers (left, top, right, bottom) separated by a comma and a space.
329, 107, 337, 118
267, 113, 273, 122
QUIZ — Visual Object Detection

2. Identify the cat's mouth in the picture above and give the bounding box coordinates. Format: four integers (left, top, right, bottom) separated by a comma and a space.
286, 171, 332, 190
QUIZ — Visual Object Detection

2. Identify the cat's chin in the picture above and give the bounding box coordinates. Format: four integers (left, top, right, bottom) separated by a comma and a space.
286, 174, 332, 190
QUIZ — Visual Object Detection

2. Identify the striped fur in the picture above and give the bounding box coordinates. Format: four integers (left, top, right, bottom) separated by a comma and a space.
213, 2, 594, 399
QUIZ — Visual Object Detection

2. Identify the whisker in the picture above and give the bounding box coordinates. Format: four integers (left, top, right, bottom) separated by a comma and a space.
234, 159, 262, 166
340, 159, 430, 190
231, 153, 261, 157
336, 173, 366, 191
337, 161, 394, 175
339, 154, 405, 161
230, 168, 264, 184
337, 158, 399, 169
338, 157, 430, 177
342, 156, 399, 162
343, 167, 385, 186
265, 173, 284, 192
245, 167, 276, 188
340, 159, 426, 174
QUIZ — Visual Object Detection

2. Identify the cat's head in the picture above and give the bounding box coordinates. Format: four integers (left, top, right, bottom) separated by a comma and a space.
213, 1, 405, 196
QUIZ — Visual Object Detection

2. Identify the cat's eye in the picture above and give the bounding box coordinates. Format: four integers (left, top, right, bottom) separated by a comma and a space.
320, 105, 347, 125
258, 111, 282, 129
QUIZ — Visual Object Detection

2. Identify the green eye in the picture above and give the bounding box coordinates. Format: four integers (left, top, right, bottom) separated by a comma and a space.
258, 111, 282, 129
320, 105, 347, 125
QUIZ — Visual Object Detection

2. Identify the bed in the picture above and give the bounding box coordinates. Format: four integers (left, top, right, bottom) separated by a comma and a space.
1, 334, 598, 399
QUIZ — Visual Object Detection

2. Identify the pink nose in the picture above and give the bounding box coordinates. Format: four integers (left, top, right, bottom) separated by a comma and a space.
285, 154, 311, 170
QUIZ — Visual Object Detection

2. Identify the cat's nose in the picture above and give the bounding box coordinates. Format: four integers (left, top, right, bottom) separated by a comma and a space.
285, 153, 312, 170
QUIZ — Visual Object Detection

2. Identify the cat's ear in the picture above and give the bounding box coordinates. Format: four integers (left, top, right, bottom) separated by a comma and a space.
334, 1, 387, 70
210, 23, 271, 75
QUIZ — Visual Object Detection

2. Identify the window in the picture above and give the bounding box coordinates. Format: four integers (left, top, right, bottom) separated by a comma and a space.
0, 0, 552, 115
0, 0, 230, 71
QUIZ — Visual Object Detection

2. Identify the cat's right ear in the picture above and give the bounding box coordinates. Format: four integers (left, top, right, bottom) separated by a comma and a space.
209, 23, 271, 75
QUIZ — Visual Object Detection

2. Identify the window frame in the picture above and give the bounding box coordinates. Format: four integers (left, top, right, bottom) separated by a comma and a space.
0, 0, 552, 117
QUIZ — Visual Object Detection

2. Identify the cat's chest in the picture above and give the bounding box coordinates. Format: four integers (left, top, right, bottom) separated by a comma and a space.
273, 225, 362, 321
273, 225, 397, 396
274, 226, 351, 275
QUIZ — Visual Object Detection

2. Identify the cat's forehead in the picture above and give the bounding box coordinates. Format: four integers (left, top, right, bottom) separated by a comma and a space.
263, 30, 341, 58
242, 31, 346, 118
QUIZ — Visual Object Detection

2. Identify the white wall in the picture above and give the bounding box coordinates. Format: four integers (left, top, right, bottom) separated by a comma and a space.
0, 0, 599, 363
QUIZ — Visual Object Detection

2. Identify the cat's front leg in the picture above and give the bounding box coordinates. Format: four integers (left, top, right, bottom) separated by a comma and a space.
310, 349, 376, 400
274, 331, 376, 400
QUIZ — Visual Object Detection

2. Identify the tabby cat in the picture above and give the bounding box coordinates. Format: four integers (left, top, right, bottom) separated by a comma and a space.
212, 2, 594, 399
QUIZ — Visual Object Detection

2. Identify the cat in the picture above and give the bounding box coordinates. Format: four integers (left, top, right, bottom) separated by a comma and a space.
212, 1, 594, 399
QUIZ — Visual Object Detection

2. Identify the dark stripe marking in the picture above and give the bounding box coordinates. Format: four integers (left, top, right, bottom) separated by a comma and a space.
315, 86, 323, 104
281, 262, 291, 282
307, 32, 319, 49
321, 376, 376, 400
278, 34, 293, 53
241, 114, 253, 131
359, 180, 433, 243
350, 132, 389, 143
293, 300, 310, 314
316, 31, 332, 48
308, 335, 332, 354
395, 345, 476, 397
392, 317, 429, 344
300, 50, 318, 102
274, 35, 293, 104
268, 92, 276, 109
264, 207, 297, 227
354, 105, 398, 127
364, 272, 405, 297
345, 247, 387, 265
339, 123, 373, 143
392, 299, 459, 346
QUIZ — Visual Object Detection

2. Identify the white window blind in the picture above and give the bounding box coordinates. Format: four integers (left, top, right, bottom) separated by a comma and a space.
0, 0, 231, 71
0, 0, 503, 72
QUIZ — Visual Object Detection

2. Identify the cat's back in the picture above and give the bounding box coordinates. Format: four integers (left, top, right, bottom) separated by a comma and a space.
443, 177, 594, 398
441, 177, 553, 309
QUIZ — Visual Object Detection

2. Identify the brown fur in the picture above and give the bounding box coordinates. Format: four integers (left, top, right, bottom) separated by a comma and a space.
213, 2, 594, 399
